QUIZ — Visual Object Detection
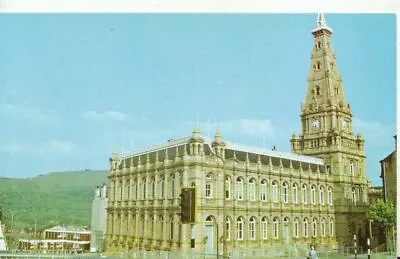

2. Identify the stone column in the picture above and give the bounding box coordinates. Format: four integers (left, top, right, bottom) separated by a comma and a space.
161, 212, 169, 249
181, 169, 190, 252
109, 180, 115, 202
106, 211, 114, 249
171, 214, 179, 250
128, 211, 135, 247
134, 210, 140, 248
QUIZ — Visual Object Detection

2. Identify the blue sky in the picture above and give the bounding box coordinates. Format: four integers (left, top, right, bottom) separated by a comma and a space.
0, 14, 395, 186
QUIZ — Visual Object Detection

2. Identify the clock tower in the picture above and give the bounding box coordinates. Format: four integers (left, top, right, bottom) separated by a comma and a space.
290, 14, 369, 246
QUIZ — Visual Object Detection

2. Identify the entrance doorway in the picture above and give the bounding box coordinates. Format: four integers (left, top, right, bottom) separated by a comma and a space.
205, 216, 215, 254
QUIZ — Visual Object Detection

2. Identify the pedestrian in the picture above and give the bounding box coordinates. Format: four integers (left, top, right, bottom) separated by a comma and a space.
307, 245, 318, 259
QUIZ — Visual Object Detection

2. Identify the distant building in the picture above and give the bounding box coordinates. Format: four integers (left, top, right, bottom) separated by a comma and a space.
90, 184, 108, 252
380, 136, 397, 207
18, 225, 90, 253
368, 185, 383, 205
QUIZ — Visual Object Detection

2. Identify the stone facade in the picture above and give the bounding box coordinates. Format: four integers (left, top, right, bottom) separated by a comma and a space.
105, 131, 337, 254
380, 137, 397, 207
104, 14, 370, 254
290, 14, 369, 247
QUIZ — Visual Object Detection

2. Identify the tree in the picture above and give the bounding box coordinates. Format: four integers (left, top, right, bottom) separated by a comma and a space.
367, 199, 396, 252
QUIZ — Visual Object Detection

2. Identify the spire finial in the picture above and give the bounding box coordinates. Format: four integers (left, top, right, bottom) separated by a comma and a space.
312, 13, 332, 33
317, 13, 327, 28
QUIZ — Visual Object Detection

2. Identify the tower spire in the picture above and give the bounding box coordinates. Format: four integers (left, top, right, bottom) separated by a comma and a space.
312, 13, 332, 33
317, 13, 327, 28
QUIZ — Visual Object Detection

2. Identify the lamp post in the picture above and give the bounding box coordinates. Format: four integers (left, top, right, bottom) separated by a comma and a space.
7, 209, 27, 250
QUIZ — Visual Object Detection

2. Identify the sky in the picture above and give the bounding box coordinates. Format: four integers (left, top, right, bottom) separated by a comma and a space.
0, 14, 396, 186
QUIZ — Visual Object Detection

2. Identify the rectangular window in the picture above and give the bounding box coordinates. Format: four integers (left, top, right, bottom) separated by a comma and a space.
171, 178, 175, 198
205, 183, 211, 198
237, 222, 243, 240
237, 181, 243, 200
225, 179, 231, 199
249, 223, 255, 240
261, 183, 267, 202
294, 222, 299, 238
273, 223, 278, 239
226, 221, 230, 241
261, 222, 268, 240
170, 221, 174, 240
272, 186, 278, 203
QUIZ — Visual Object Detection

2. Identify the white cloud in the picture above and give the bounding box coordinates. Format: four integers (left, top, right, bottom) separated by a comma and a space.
0, 103, 59, 124
2, 140, 79, 156
352, 117, 395, 144
104, 118, 279, 155
81, 110, 127, 122
182, 118, 276, 139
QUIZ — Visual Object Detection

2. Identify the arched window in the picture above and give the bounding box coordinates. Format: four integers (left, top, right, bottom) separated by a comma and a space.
225, 176, 231, 199
126, 181, 130, 201
272, 181, 278, 203
292, 183, 298, 204
311, 185, 316, 205
170, 216, 174, 240
303, 218, 309, 237
282, 182, 289, 203
161, 177, 165, 199
350, 160, 354, 176
205, 173, 213, 198
237, 217, 244, 240
352, 187, 357, 205
273, 217, 279, 239
318, 41, 321, 48
302, 184, 308, 204
312, 218, 318, 237
328, 186, 333, 206
119, 181, 123, 201
171, 174, 175, 198
159, 216, 163, 240
330, 218, 334, 237
316, 85, 320, 95
143, 178, 147, 199
260, 179, 268, 202
149, 215, 154, 235
249, 178, 256, 201
293, 218, 299, 238
249, 217, 256, 240
317, 62, 321, 70
320, 186, 325, 205
226, 217, 231, 241
321, 218, 326, 237
261, 217, 268, 240
133, 180, 137, 200
236, 177, 244, 200
151, 177, 155, 199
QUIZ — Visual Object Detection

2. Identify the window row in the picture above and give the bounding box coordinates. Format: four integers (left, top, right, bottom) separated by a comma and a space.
111, 174, 183, 201
227, 216, 334, 241
208, 175, 333, 206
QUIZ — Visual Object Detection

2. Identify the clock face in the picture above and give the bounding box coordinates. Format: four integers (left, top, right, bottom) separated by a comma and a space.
312, 119, 320, 128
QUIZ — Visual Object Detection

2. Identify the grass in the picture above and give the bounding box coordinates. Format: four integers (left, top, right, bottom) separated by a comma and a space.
0, 170, 108, 233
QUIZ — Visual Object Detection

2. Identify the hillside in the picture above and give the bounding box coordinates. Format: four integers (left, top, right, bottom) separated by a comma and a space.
0, 170, 108, 233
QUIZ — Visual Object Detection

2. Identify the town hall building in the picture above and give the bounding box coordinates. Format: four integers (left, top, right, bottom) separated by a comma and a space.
104, 14, 370, 255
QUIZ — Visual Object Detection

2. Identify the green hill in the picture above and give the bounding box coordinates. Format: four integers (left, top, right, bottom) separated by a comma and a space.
0, 170, 108, 234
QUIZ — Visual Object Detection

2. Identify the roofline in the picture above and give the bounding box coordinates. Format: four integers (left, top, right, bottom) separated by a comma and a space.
119, 134, 324, 165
